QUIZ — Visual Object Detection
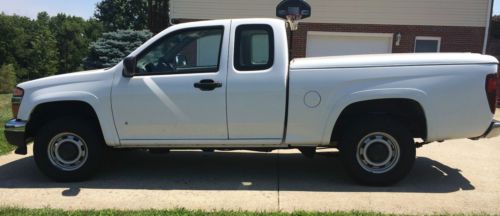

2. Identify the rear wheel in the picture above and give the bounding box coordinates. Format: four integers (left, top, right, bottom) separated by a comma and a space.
339, 116, 416, 186
34, 117, 104, 182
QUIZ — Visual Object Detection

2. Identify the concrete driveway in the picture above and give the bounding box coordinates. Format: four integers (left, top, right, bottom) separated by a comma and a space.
0, 138, 499, 214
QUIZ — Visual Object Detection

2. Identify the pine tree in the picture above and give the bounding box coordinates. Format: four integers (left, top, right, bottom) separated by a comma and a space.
85, 30, 152, 69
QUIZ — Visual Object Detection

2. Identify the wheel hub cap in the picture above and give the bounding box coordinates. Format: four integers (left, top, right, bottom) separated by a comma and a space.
48, 133, 88, 171
356, 132, 400, 174
366, 142, 390, 164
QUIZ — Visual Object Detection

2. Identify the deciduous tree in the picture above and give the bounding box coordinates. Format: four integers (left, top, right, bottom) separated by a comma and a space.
26, 12, 59, 79
49, 14, 92, 73
95, 0, 148, 31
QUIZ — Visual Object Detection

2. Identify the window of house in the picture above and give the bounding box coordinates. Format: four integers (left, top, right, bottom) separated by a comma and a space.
414, 36, 441, 53
234, 24, 274, 71
135, 26, 223, 75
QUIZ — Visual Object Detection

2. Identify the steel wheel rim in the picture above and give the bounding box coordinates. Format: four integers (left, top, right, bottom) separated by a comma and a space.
356, 132, 400, 174
47, 132, 88, 171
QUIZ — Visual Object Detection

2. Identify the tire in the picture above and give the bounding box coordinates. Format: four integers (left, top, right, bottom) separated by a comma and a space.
34, 117, 104, 182
338, 115, 416, 186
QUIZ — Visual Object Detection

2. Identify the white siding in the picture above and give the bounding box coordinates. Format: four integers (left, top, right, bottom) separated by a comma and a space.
171, 0, 489, 27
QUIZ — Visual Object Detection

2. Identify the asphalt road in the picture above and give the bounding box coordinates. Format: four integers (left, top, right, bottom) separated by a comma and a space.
0, 135, 499, 214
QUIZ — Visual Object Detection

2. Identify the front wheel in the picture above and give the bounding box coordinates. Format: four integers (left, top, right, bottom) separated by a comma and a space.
339, 116, 416, 186
34, 117, 104, 182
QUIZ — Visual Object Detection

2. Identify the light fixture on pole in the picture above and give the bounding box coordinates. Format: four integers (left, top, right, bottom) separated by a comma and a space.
395, 32, 402, 46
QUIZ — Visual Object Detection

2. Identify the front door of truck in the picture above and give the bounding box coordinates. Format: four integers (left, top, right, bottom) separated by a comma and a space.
111, 22, 230, 142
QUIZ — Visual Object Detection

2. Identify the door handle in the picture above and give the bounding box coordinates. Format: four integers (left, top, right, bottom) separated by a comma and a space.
194, 79, 223, 91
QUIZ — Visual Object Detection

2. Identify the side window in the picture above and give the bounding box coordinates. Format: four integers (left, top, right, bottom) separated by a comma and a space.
414, 36, 441, 53
136, 27, 223, 75
234, 24, 274, 71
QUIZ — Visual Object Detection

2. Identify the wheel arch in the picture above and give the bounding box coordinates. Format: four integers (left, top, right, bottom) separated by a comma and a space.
25, 100, 103, 142
322, 88, 429, 145
328, 98, 428, 144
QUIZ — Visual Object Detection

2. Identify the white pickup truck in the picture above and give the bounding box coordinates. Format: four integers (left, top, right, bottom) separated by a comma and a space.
4, 18, 500, 185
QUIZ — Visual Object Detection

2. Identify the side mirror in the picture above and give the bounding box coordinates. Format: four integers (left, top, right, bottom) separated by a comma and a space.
123, 56, 136, 77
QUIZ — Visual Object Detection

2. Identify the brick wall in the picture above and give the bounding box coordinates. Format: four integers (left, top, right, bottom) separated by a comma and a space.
291, 22, 485, 58
173, 19, 486, 59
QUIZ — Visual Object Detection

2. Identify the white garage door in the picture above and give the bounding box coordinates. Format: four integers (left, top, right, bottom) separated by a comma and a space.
306, 31, 393, 57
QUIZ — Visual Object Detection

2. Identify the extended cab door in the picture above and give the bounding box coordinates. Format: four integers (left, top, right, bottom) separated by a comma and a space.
111, 20, 230, 142
227, 19, 289, 140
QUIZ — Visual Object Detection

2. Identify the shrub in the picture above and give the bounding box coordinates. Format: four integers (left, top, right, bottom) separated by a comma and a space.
0, 64, 16, 93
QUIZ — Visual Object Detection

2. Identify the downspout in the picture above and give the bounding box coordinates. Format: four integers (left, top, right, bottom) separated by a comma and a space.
483, 0, 493, 54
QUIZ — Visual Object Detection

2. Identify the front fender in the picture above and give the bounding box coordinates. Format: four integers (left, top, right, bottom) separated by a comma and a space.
19, 91, 99, 120
320, 88, 429, 144
18, 90, 120, 146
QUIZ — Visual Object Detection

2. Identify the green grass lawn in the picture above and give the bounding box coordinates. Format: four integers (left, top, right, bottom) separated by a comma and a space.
0, 93, 14, 155
0, 207, 491, 216
0, 208, 390, 216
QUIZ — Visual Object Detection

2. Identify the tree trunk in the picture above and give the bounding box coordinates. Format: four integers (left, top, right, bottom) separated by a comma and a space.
148, 0, 170, 34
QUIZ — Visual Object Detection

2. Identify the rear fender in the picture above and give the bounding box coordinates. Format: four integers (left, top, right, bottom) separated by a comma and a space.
321, 88, 428, 144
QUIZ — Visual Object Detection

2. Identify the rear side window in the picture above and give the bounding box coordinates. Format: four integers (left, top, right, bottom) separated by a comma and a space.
234, 24, 274, 71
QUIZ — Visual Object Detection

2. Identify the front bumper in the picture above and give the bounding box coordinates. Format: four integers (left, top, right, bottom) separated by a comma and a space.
481, 120, 500, 138
4, 119, 28, 154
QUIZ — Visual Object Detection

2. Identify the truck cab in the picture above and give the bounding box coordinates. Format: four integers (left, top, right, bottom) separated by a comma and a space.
113, 19, 288, 146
